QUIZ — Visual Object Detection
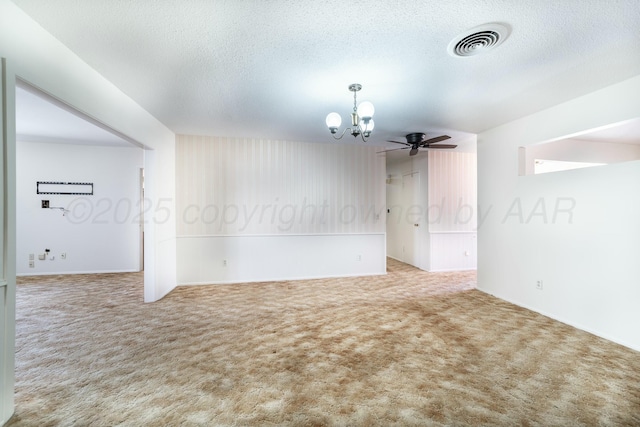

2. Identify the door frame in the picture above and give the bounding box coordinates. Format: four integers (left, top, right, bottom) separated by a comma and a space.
139, 168, 144, 272
1, 57, 17, 426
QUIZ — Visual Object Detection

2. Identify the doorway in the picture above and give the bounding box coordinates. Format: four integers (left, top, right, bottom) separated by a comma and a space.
400, 172, 420, 266
15, 82, 145, 276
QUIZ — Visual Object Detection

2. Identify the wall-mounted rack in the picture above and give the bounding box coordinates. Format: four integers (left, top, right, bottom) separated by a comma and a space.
36, 181, 93, 195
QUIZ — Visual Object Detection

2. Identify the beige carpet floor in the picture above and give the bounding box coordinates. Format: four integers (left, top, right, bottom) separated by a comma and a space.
7, 259, 640, 426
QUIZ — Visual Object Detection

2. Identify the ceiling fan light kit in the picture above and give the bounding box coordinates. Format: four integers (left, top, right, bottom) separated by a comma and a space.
327, 25, 506, 152
326, 83, 375, 142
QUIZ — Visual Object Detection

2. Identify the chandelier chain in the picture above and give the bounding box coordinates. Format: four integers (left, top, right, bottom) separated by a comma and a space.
353, 90, 358, 112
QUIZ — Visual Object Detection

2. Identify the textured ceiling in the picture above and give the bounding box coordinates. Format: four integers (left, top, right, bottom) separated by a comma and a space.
10, 0, 640, 148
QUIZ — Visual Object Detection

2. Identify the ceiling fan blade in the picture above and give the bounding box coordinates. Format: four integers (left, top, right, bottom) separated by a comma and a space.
425, 144, 457, 149
409, 147, 419, 156
377, 147, 410, 154
422, 135, 451, 145
387, 140, 410, 147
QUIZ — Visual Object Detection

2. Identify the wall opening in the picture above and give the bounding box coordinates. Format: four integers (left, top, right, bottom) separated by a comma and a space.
15, 80, 145, 276
519, 118, 640, 176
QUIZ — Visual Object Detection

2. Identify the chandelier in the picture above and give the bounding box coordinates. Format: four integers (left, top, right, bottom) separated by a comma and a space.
325, 83, 375, 142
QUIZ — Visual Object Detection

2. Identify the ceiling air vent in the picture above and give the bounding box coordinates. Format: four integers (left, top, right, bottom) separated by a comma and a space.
447, 23, 510, 57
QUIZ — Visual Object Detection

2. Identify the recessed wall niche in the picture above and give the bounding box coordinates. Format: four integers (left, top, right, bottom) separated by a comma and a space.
519, 118, 640, 176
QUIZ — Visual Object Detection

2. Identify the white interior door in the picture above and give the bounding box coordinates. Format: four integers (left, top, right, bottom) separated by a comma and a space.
0, 57, 16, 426
401, 172, 420, 266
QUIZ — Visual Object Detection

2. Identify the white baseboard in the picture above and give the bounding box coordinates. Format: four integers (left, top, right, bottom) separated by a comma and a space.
17, 269, 140, 277
181, 271, 387, 286
477, 287, 640, 353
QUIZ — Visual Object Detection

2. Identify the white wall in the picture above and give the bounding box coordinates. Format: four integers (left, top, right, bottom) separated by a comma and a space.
175, 135, 386, 284
478, 75, 640, 351
178, 234, 385, 284
16, 141, 143, 275
0, 0, 176, 303
427, 151, 477, 271
386, 148, 477, 272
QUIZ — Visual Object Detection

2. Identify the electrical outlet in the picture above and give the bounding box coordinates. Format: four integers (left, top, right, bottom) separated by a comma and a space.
29, 253, 34, 261
223, 259, 227, 267
29, 261, 35, 268
536, 280, 543, 290
356, 254, 362, 261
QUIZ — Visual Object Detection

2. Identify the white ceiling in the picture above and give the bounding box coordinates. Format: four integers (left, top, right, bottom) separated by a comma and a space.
10, 0, 640, 149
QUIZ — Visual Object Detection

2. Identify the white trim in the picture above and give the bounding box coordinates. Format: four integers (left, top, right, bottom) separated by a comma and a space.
477, 288, 640, 353
176, 232, 386, 239
428, 231, 478, 235
180, 271, 387, 286
17, 269, 139, 277
0, 280, 6, 287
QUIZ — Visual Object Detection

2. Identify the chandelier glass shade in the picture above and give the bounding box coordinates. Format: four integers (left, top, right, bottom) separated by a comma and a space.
326, 83, 375, 142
